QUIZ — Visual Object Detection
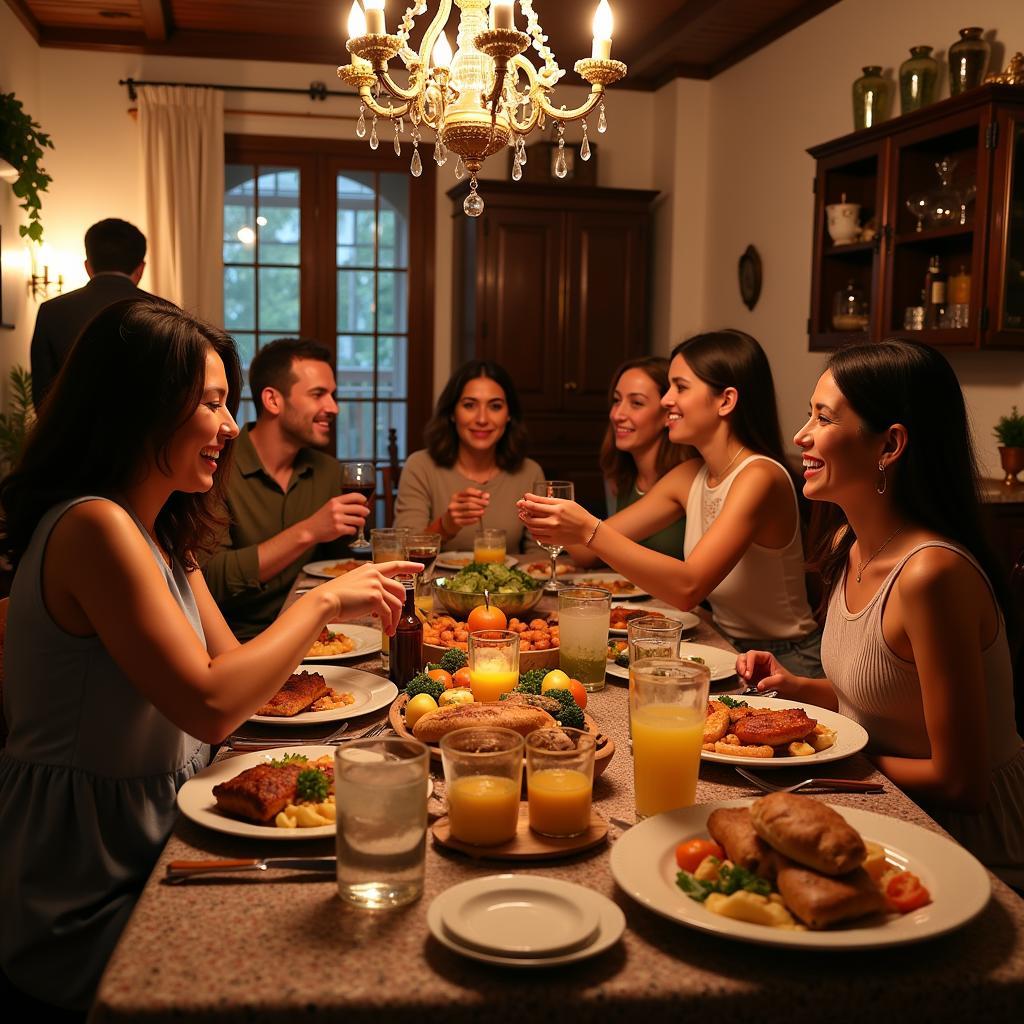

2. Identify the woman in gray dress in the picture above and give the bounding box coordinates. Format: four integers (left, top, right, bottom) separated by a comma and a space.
0, 300, 419, 1011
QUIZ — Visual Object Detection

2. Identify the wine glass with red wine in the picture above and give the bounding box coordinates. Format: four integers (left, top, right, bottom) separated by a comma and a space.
341, 461, 376, 552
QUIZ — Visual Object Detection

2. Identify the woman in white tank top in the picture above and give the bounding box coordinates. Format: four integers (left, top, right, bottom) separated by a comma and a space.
737, 339, 1023, 887
519, 330, 821, 676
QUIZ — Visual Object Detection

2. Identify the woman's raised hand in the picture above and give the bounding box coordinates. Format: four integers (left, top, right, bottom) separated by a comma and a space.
443, 487, 490, 533
735, 649, 800, 696
321, 560, 423, 634
516, 494, 597, 548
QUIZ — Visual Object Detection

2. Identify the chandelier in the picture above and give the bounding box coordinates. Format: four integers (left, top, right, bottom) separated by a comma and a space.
338, 1, 626, 216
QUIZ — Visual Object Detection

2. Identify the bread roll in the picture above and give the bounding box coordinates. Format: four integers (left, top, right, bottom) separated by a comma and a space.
412, 702, 555, 742
774, 854, 886, 929
706, 807, 774, 878
750, 792, 866, 876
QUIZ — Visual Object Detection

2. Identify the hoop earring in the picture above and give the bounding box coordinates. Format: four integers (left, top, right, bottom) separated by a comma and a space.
877, 460, 887, 495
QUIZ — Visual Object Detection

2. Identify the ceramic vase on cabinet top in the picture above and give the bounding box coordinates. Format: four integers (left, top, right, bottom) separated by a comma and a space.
852, 66, 892, 130
900, 45, 939, 115
949, 27, 990, 95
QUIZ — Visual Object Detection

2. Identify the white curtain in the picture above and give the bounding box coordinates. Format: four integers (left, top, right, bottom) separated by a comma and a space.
138, 85, 224, 323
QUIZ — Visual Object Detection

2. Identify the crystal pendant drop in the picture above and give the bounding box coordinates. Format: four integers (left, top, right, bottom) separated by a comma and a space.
554, 147, 568, 179
464, 180, 484, 217
598, 102, 607, 134
369, 120, 379, 150
398, 116, 405, 134
512, 155, 523, 181
393, 130, 401, 156
434, 139, 447, 166
410, 146, 422, 177
539, 111, 546, 130
580, 126, 591, 161
454, 156, 465, 180
356, 104, 367, 139
517, 136, 527, 165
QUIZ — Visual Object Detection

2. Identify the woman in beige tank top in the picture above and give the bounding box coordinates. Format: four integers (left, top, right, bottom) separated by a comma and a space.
737, 339, 1023, 886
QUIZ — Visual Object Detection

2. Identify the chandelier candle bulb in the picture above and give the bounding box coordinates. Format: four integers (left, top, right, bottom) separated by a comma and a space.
346, 1, 370, 67
432, 30, 453, 67
592, 0, 613, 60
364, 0, 386, 35
492, 0, 514, 30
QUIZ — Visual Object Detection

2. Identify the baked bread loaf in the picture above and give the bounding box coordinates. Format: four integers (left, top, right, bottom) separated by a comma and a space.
774, 854, 886, 929
412, 702, 556, 742
707, 807, 774, 878
750, 792, 866, 876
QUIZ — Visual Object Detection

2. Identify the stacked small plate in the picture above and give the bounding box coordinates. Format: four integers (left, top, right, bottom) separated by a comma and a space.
427, 875, 625, 966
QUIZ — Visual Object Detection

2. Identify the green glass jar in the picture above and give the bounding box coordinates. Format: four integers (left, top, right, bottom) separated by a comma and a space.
949, 27, 990, 95
852, 66, 892, 130
900, 45, 939, 115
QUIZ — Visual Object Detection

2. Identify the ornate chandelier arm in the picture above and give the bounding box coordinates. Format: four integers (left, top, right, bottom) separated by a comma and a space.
519, 1, 564, 87
504, 55, 543, 134
413, 0, 454, 70
535, 86, 605, 124
374, 65, 423, 103
357, 83, 413, 120
397, 2, 429, 65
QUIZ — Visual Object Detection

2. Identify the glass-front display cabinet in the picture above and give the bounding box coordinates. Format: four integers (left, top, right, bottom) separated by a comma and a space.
807, 83, 1024, 351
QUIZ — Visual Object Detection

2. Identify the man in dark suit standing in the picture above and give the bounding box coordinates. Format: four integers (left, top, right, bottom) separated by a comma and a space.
30, 218, 150, 409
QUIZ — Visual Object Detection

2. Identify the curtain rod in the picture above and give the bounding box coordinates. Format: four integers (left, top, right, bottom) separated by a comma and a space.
118, 77, 351, 102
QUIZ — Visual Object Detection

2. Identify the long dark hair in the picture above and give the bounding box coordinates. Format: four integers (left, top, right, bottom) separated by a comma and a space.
0, 300, 241, 569
670, 330, 788, 465
810, 338, 1010, 618
600, 356, 691, 498
423, 360, 528, 471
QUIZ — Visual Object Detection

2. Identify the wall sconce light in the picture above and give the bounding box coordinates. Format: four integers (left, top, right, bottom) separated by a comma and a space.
28, 245, 64, 299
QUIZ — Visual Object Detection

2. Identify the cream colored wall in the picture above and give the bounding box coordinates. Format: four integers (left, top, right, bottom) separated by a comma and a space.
703, 0, 1024, 478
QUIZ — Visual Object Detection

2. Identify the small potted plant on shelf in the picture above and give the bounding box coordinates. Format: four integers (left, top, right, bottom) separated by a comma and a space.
994, 405, 1024, 486
0, 91, 54, 243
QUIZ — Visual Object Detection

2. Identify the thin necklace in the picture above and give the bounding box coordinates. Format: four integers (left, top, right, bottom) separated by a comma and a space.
708, 445, 746, 484
855, 525, 905, 583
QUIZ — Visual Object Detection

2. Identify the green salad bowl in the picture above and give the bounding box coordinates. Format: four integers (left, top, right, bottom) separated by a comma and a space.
431, 576, 544, 618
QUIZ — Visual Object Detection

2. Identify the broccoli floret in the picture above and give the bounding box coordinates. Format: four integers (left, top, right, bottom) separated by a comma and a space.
545, 688, 586, 729
405, 673, 444, 701
516, 669, 547, 695
614, 650, 630, 668
424, 662, 443, 673
439, 648, 468, 673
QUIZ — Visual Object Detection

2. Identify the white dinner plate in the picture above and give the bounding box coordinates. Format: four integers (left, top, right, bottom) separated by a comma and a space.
519, 559, 578, 579
608, 605, 701, 636
301, 559, 368, 579
439, 875, 601, 957
572, 573, 649, 600
428, 875, 625, 966
249, 664, 397, 725
700, 695, 869, 768
300, 623, 382, 663
606, 641, 738, 684
610, 799, 990, 950
435, 551, 519, 570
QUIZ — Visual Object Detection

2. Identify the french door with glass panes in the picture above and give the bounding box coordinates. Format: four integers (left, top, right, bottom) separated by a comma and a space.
223, 136, 434, 486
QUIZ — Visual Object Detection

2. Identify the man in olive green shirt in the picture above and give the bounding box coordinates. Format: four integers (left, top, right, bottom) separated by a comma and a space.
202, 339, 369, 639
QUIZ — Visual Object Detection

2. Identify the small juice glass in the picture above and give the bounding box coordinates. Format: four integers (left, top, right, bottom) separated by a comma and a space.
526, 728, 595, 837
558, 586, 612, 692
406, 531, 440, 614
630, 657, 710, 820
440, 727, 524, 846
468, 629, 520, 703
473, 528, 507, 564
372, 527, 409, 672
626, 616, 684, 741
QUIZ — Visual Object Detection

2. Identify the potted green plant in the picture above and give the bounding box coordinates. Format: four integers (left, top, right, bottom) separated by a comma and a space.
0, 365, 34, 475
994, 405, 1024, 486
0, 92, 54, 243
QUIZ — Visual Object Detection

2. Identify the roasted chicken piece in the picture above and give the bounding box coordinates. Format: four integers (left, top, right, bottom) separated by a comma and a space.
733, 708, 817, 747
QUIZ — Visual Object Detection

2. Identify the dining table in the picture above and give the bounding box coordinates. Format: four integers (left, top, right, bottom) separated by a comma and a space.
89, 570, 1024, 1023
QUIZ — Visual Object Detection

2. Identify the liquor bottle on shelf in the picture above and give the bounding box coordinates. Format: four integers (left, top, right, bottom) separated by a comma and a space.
923, 255, 947, 329
389, 574, 423, 688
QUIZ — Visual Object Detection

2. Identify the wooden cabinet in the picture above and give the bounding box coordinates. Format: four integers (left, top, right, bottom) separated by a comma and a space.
450, 182, 657, 509
808, 83, 1024, 351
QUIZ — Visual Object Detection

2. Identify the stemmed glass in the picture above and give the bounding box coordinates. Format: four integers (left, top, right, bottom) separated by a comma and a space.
905, 192, 930, 233
341, 461, 376, 552
532, 479, 574, 592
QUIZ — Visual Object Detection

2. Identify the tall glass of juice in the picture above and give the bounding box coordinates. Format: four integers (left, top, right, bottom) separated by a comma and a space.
372, 527, 409, 673
468, 629, 520, 703
406, 532, 440, 615
526, 728, 595, 837
440, 727, 524, 846
626, 616, 684, 741
558, 586, 612, 692
473, 528, 507, 565
630, 657, 710, 821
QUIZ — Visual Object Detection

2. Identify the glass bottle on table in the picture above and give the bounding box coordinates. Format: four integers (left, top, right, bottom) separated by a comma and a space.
341, 461, 376, 552
390, 574, 423, 688
531, 479, 575, 591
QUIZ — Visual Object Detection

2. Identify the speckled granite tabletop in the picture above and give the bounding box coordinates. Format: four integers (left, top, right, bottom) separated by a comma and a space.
89, 584, 1024, 1023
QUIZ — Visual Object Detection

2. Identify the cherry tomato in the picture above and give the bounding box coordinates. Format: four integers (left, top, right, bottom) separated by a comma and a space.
675, 838, 724, 874
426, 668, 454, 690
452, 667, 473, 689
467, 604, 508, 632
884, 871, 931, 913
566, 678, 588, 710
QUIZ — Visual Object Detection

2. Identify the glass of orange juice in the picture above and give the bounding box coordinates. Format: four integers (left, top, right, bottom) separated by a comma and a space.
473, 527, 507, 564
468, 629, 520, 703
526, 728, 595, 837
626, 616, 684, 742
440, 727, 524, 846
630, 657, 710, 821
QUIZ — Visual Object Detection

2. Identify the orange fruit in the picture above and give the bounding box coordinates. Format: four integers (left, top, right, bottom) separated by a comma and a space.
452, 667, 474, 688
566, 678, 588, 711
426, 668, 454, 690
466, 604, 508, 632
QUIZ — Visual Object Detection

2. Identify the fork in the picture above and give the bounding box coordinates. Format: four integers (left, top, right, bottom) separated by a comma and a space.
733, 766, 884, 795
227, 720, 351, 752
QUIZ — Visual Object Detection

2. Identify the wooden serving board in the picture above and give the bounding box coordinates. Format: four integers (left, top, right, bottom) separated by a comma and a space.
388, 694, 615, 779
432, 803, 608, 860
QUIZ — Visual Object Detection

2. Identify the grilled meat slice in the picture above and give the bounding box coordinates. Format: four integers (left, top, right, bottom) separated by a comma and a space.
256, 670, 329, 717
212, 760, 333, 823
733, 708, 817, 747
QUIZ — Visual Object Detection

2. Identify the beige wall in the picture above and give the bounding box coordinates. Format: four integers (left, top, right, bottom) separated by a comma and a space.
703, 0, 1024, 478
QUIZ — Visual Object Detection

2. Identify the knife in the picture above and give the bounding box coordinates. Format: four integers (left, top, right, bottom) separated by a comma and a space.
166, 857, 336, 882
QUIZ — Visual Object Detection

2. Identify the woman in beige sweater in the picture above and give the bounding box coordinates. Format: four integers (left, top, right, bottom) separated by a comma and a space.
394, 360, 543, 553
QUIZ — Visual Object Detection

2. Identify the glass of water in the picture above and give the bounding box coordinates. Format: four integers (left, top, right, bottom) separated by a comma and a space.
558, 586, 612, 692
335, 737, 429, 909
532, 479, 574, 591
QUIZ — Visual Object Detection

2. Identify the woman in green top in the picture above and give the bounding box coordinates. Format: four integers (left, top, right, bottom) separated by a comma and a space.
597, 356, 695, 558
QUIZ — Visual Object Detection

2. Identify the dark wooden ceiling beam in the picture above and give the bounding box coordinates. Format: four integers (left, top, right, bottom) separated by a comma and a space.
624, 0, 731, 80
139, 0, 172, 42
3, 0, 40, 42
